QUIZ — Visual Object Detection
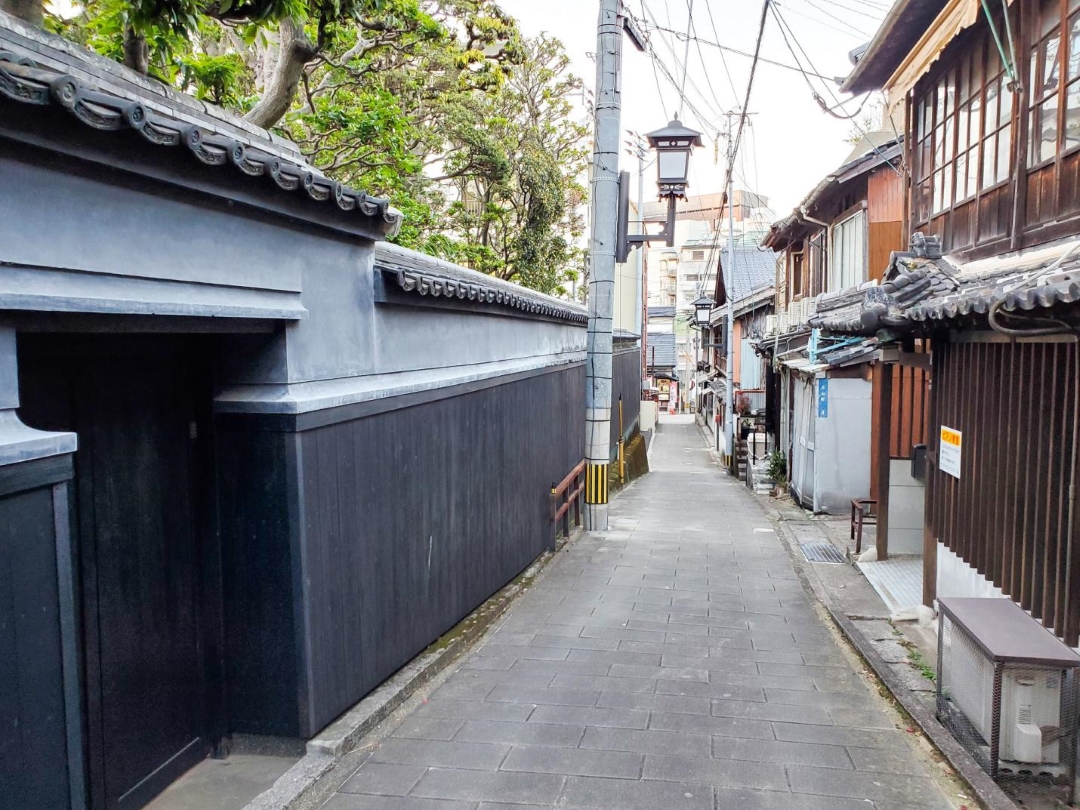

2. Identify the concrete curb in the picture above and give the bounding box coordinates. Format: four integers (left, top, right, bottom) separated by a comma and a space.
828, 607, 1019, 810
241, 530, 581, 810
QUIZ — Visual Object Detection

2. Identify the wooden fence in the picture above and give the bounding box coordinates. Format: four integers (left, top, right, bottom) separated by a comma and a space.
925, 337, 1080, 644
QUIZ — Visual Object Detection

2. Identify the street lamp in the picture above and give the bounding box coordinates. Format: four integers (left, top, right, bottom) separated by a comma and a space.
615, 117, 703, 262
648, 119, 704, 196
692, 295, 715, 328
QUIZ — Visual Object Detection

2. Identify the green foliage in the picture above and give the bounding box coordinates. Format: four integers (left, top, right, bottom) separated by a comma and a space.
766, 450, 787, 485
179, 51, 248, 103
50, 0, 587, 295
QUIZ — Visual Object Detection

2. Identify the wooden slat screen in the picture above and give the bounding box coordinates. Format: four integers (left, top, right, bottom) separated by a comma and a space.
926, 339, 1080, 644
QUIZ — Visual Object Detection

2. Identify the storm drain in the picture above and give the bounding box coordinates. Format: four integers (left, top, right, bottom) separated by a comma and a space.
799, 542, 846, 564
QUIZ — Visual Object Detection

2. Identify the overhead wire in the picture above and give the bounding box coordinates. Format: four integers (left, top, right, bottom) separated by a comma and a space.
642, 23, 835, 82
769, 4, 903, 175
772, 2, 871, 39
698, 0, 770, 303
701, 0, 741, 103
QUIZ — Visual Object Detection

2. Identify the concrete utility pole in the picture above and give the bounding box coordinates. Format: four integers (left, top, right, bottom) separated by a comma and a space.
626, 133, 648, 338
584, 0, 625, 531
724, 113, 737, 469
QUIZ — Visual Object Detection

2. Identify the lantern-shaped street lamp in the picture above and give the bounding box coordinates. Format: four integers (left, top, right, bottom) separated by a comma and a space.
646, 119, 704, 198
693, 295, 715, 328
616, 117, 703, 262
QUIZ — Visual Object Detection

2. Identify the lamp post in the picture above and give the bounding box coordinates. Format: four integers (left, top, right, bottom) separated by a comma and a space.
615, 118, 703, 263
692, 295, 715, 328
692, 295, 714, 417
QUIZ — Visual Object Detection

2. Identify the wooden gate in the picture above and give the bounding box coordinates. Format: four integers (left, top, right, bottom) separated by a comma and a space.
18, 335, 219, 809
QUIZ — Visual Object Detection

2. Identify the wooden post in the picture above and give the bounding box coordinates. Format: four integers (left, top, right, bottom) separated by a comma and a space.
923, 349, 939, 607
875, 362, 892, 562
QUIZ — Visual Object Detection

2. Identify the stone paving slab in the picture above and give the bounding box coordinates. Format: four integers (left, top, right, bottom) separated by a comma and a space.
317, 423, 955, 810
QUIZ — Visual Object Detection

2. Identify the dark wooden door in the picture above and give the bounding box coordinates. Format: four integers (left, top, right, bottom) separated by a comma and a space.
18, 337, 213, 810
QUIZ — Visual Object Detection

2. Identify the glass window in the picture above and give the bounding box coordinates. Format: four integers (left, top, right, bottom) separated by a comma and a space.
830, 210, 866, 291
956, 151, 969, 201
1031, 96, 1060, 165
1066, 82, 1080, 150
982, 133, 998, 188
1068, 13, 1080, 81
996, 123, 1012, 183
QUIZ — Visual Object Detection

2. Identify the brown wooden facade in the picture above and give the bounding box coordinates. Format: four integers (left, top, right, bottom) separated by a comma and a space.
923, 336, 1080, 645
911, 0, 1080, 259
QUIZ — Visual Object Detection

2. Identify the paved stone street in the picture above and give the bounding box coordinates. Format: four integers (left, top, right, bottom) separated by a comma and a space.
322, 421, 953, 810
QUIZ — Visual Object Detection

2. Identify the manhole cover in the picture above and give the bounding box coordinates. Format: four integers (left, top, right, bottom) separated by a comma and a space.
800, 542, 846, 564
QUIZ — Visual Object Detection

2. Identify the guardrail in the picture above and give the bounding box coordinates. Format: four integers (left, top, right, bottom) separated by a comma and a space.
550, 460, 586, 549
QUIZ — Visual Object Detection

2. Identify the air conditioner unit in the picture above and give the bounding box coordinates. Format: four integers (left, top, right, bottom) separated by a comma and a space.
946, 626, 1063, 769
777, 313, 790, 333
765, 315, 778, 335
937, 597, 1080, 797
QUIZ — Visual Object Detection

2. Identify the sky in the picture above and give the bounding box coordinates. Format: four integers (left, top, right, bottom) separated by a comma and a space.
499, 0, 894, 222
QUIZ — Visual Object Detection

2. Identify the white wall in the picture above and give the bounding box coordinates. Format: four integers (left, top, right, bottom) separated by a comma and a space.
936, 542, 1007, 601
813, 375, 872, 515
640, 400, 657, 433
888, 459, 925, 555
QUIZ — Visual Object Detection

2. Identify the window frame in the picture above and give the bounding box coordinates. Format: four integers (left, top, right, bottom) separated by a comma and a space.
828, 206, 868, 292
912, 26, 1012, 224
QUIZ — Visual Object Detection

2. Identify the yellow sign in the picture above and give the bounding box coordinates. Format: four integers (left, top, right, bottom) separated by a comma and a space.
940, 425, 962, 478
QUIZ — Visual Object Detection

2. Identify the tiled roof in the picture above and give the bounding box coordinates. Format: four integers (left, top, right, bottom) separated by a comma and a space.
810, 235, 1080, 335
645, 332, 677, 369
374, 243, 588, 324
0, 27, 402, 236
719, 247, 777, 304
648, 306, 676, 319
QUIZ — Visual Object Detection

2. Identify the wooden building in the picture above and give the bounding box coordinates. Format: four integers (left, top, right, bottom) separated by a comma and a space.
759, 136, 926, 520
828, 0, 1080, 642
0, 18, 628, 810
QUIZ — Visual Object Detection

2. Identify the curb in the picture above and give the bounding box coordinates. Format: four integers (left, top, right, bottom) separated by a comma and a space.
828, 608, 1018, 810
242, 530, 581, 810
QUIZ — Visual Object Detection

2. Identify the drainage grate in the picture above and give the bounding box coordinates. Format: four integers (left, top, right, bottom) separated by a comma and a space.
799, 542, 846, 564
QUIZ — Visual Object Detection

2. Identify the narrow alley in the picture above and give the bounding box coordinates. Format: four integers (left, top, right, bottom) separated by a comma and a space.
322, 420, 954, 810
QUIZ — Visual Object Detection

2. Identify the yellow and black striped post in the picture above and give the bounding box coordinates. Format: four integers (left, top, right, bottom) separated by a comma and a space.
585, 462, 609, 506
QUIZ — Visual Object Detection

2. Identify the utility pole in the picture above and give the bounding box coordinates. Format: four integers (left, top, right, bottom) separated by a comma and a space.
724, 112, 737, 471
584, 0, 623, 531
625, 133, 648, 338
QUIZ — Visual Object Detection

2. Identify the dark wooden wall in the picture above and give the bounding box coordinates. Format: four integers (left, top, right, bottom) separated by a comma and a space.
611, 341, 642, 449
0, 460, 77, 810
924, 337, 1080, 643
219, 362, 585, 737
216, 428, 300, 737
297, 362, 584, 733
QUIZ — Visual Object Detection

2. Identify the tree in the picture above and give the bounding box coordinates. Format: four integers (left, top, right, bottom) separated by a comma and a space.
42, 1, 589, 295
43, 0, 518, 129
436, 34, 589, 294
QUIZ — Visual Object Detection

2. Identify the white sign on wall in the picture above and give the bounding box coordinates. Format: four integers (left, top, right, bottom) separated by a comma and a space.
940, 425, 962, 479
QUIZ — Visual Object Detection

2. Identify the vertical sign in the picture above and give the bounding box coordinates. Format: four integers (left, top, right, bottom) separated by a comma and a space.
817, 378, 828, 418
940, 426, 962, 478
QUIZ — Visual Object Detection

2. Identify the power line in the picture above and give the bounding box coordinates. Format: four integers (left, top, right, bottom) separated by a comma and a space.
678, 0, 695, 119
701, 0, 741, 103
770, 5, 902, 175
802, 0, 885, 20
641, 4, 728, 125
643, 22, 837, 82
773, 2, 870, 39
